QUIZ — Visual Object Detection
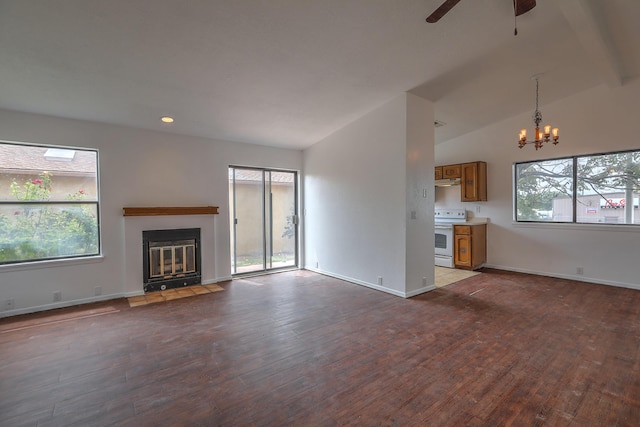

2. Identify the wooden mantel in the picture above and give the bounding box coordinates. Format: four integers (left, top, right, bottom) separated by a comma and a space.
123, 206, 219, 217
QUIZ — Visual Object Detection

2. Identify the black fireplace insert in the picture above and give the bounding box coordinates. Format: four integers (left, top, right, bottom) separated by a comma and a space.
142, 228, 201, 293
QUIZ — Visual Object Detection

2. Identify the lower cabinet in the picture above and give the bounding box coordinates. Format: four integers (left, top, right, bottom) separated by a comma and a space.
454, 224, 487, 270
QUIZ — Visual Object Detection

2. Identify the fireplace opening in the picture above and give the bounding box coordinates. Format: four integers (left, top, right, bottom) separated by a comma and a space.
142, 228, 201, 293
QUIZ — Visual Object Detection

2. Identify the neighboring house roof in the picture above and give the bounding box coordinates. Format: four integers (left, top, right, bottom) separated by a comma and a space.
0, 144, 96, 175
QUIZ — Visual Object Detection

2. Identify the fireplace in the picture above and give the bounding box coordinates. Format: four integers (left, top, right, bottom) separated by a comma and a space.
142, 228, 201, 293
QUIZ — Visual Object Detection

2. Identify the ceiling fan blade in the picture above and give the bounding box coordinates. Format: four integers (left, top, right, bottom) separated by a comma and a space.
426, 0, 462, 23
514, 0, 536, 16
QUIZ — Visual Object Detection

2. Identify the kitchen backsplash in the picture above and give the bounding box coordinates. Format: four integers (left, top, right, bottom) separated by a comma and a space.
434, 185, 479, 218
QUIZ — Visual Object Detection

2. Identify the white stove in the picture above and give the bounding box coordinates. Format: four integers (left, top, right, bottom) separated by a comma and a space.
434, 209, 467, 268
434, 208, 467, 224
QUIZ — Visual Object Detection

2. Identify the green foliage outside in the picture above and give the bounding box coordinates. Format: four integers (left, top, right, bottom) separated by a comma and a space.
516, 151, 640, 221
516, 158, 573, 220
0, 172, 99, 263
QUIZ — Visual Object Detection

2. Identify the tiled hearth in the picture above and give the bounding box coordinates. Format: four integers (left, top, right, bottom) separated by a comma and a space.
127, 283, 224, 307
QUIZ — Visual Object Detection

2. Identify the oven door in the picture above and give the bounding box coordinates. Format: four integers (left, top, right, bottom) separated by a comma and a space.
434, 225, 453, 257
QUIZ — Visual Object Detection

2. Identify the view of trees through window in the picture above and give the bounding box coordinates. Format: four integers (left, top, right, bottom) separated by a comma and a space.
515, 150, 640, 224
0, 142, 100, 264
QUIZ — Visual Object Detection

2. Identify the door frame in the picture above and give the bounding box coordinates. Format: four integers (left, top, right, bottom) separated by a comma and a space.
229, 166, 299, 276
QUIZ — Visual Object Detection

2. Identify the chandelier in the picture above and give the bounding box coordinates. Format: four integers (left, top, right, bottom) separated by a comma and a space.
518, 76, 559, 150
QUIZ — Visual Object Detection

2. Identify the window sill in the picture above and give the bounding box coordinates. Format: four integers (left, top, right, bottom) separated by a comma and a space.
512, 221, 640, 233
0, 255, 104, 273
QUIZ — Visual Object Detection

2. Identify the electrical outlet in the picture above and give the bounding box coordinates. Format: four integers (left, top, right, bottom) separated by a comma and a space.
576, 267, 584, 275
4, 298, 14, 311
53, 291, 62, 302
315, 261, 319, 269
422, 277, 427, 286
475, 205, 481, 213
94, 286, 102, 296
377, 276, 383, 286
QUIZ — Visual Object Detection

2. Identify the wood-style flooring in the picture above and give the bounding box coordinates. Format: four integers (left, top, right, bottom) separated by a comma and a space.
1, 269, 639, 426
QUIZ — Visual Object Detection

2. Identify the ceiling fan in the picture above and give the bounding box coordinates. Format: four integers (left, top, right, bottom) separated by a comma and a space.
426, 0, 536, 24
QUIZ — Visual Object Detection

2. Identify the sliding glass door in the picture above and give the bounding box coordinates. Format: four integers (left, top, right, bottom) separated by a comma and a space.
229, 167, 298, 275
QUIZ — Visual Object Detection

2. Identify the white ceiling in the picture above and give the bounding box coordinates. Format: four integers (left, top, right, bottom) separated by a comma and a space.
1, 0, 639, 149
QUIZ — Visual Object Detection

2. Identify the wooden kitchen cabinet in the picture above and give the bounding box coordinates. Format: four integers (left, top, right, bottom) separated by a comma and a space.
454, 223, 486, 270
435, 164, 461, 180
442, 164, 461, 179
434, 161, 487, 201
461, 161, 487, 202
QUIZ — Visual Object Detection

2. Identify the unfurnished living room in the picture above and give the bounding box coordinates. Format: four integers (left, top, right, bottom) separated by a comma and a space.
1, 1, 640, 426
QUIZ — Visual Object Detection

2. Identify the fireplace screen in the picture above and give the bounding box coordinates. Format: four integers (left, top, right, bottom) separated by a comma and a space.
143, 228, 201, 292
149, 240, 196, 279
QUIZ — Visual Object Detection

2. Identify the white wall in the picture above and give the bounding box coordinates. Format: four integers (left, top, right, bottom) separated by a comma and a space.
435, 77, 640, 289
405, 94, 435, 295
303, 93, 434, 297
0, 109, 302, 316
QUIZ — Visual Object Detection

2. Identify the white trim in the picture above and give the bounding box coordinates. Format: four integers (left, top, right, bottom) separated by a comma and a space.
305, 267, 403, 297
484, 264, 640, 291
0, 293, 121, 319
0, 276, 234, 318
304, 267, 435, 298
512, 222, 640, 233
0, 255, 105, 272
405, 285, 436, 297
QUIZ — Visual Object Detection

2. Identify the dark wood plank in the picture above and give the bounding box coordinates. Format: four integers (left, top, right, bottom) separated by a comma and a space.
1, 269, 639, 426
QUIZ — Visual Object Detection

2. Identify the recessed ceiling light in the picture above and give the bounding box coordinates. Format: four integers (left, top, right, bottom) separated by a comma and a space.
160, 116, 174, 124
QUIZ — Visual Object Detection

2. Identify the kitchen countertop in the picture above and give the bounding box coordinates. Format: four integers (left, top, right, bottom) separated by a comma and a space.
461, 217, 489, 225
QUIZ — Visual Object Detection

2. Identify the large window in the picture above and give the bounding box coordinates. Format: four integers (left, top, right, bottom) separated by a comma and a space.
0, 141, 100, 265
515, 150, 640, 225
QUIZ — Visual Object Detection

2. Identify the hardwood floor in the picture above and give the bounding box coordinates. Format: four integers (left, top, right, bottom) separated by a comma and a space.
1, 269, 639, 426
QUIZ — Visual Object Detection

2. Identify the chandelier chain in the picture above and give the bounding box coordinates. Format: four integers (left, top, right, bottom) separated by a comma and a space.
533, 78, 542, 127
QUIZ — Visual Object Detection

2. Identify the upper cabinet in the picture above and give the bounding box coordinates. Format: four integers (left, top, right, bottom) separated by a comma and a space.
434, 161, 487, 202
461, 161, 487, 202
442, 164, 461, 179
435, 164, 461, 180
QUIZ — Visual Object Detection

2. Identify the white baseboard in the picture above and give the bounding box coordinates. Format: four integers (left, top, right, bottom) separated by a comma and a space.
405, 285, 437, 297
484, 264, 640, 291
0, 293, 124, 318
304, 266, 435, 298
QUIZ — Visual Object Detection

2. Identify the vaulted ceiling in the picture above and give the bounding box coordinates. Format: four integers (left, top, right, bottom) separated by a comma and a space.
1, 0, 638, 149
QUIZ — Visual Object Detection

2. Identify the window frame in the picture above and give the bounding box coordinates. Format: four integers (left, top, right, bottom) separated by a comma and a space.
514, 148, 640, 226
0, 140, 102, 266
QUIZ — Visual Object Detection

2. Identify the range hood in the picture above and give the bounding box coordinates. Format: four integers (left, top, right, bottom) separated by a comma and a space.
434, 178, 461, 187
